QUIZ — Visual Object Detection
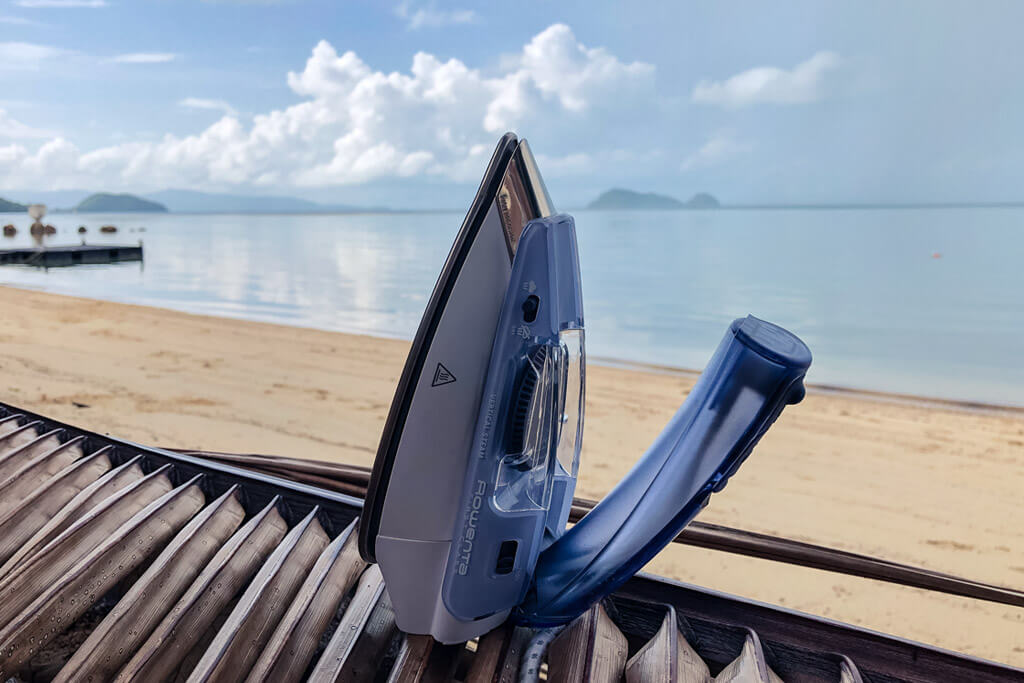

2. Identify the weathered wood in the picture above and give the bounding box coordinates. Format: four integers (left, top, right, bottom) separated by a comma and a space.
0, 464, 174, 625
0, 428, 63, 482
0, 478, 205, 679
386, 634, 435, 683
0, 435, 85, 518
0, 420, 41, 456
116, 499, 288, 683
308, 564, 387, 683
548, 603, 628, 683
0, 452, 143, 577
715, 629, 784, 683
186, 508, 329, 683
839, 656, 863, 683
417, 641, 462, 683
494, 627, 534, 683
245, 519, 368, 683
55, 486, 245, 682
383, 634, 462, 683
465, 624, 515, 683
333, 589, 399, 683
0, 414, 23, 436
0, 448, 111, 565
626, 606, 711, 683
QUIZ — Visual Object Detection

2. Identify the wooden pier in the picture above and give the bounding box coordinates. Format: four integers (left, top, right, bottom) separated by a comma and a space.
0, 243, 143, 267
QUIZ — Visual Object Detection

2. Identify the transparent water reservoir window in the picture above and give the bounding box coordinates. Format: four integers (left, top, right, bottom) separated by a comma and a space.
493, 328, 585, 514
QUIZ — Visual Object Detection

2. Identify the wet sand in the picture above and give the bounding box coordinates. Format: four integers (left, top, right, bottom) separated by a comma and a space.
1, 285, 1021, 666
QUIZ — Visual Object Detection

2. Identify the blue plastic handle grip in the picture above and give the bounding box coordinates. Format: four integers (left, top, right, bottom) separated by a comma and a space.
516, 316, 811, 626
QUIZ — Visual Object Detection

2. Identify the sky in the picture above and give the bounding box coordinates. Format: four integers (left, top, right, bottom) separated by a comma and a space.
1, 0, 1023, 208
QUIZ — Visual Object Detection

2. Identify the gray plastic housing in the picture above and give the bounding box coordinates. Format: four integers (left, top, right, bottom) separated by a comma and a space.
373, 202, 514, 643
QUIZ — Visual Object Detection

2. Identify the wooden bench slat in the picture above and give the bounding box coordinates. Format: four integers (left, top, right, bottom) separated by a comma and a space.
0, 463, 173, 624
0, 448, 111, 566
0, 435, 85, 519
714, 629, 784, 683
55, 486, 245, 682
116, 498, 288, 683
308, 564, 387, 683
245, 519, 367, 683
0, 453, 144, 577
0, 478, 206, 679
186, 507, 329, 682
626, 606, 711, 683
548, 604, 628, 683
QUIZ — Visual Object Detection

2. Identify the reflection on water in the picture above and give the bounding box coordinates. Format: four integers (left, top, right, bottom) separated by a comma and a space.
1, 208, 1022, 405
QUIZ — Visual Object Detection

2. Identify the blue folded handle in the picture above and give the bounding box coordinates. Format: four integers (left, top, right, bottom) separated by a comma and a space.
516, 316, 811, 626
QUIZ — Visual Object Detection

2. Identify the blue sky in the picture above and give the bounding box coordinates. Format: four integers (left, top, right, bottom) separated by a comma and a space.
1, 0, 1023, 207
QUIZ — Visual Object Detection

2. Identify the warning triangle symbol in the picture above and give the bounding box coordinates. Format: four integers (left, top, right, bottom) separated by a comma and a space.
431, 363, 456, 387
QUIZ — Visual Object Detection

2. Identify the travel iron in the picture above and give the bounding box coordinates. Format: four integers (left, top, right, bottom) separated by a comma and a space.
359, 133, 812, 644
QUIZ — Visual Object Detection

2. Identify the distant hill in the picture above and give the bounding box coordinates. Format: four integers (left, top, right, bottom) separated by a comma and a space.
145, 189, 380, 213
685, 192, 720, 209
0, 198, 27, 213
587, 189, 720, 210
76, 193, 168, 213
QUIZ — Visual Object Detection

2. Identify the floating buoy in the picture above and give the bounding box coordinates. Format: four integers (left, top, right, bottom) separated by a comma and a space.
100, 225, 118, 234
43, 224, 56, 235
2, 224, 15, 237
931, 252, 942, 259
78, 226, 88, 234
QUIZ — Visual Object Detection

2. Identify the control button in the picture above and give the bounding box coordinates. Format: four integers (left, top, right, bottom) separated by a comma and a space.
522, 295, 540, 323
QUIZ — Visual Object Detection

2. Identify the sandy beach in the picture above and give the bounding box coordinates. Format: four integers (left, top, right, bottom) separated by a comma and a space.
1, 285, 1021, 666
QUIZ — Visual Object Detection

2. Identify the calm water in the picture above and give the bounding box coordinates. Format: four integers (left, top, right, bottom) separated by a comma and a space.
2, 208, 1022, 406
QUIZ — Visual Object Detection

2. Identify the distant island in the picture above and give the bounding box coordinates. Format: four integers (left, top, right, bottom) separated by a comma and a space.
143, 189, 378, 214
587, 189, 720, 210
75, 193, 168, 213
0, 197, 28, 213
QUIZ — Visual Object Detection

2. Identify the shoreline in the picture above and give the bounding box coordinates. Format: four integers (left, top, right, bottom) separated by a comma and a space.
0, 284, 1021, 666
591, 355, 1024, 416
2, 282, 1020, 414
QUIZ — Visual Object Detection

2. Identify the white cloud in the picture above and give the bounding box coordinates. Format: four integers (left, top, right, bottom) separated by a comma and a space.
0, 14, 42, 24
692, 51, 841, 108
110, 52, 177, 64
0, 23, 656, 191
681, 134, 750, 171
179, 97, 237, 116
0, 42, 69, 69
15, 0, 107, 6
394, 1, 477, 30
0, 108, 55, 139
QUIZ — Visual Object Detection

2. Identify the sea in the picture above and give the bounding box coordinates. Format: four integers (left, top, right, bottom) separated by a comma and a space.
1, 207, 1022, 407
